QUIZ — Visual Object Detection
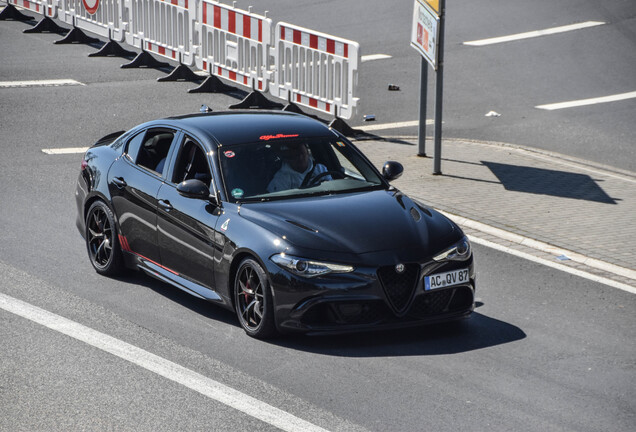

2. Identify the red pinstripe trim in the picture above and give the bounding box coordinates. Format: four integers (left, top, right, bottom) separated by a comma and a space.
118, 234, 179, 275
258, 19, 262, 42
344, 44, 348, 58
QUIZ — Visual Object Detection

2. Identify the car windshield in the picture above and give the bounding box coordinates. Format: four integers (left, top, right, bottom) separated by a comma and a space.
219, 136, 385, 202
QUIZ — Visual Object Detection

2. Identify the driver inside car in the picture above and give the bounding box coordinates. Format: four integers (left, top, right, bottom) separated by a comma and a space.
267, 142, 332, 192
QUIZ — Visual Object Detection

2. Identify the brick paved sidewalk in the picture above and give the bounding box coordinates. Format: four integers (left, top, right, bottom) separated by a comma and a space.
354, 137, 636, 289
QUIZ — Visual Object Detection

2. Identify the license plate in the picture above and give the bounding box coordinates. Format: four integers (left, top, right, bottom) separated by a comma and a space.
424, 268, 469, 291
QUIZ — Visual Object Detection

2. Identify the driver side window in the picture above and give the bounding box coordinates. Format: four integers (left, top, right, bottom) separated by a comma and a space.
172, 138, 212, 188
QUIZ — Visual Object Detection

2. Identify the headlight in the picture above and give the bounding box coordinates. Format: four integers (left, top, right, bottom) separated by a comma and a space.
433, 236, 471, 262
270, 253, 354, 278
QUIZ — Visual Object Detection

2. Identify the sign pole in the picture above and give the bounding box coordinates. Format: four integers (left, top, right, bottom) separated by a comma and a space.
418, 57, 428, 157
432, 0, 445, 175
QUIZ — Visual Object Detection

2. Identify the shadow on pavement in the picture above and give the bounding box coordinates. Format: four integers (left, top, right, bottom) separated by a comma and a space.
482, 161, 618, 204
274, 312, 526, 357
127, 274, 525, 357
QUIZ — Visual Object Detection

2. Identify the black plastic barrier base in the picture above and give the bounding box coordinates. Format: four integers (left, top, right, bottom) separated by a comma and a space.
188, 75, 235, 93
229, 91, 284, 110
89, 40, 135, 58
157, 64, 201, 82
23, 17, 68, 34
54, 27, 100, 45
328, 117, 363, 137
0, 4, 32, 21
121, 51, 170, 69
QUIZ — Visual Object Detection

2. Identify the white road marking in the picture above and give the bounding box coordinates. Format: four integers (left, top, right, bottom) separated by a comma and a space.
0, 79, 85, 88
361, 54, 392, 62
464, 21, 605, 46
468, 235, 636, 295
42, 147, 89, 155
0, 292, 331, 432
535, 91, 636, 110
357, 120, 433, 131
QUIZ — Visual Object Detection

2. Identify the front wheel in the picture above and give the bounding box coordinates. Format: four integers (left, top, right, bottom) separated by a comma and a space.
234, 258, 277, 339
85, 200, 124, 276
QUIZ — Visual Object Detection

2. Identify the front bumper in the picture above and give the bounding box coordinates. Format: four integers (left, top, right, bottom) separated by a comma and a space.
271, 256, 476, 334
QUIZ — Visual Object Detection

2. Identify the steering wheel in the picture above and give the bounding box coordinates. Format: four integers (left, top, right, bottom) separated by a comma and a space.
300, 170, 344, 189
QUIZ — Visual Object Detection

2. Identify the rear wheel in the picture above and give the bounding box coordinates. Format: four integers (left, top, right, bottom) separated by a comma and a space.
234, 258, 277, 339
85, 201, 124, 276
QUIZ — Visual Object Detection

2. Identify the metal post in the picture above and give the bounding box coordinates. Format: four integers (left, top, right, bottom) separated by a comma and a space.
418, 57, 428, 157
433, 0, 445, 175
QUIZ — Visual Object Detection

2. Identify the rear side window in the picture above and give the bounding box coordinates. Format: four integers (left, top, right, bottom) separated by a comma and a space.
126, 129, 176, 174
125, 132, 144, 162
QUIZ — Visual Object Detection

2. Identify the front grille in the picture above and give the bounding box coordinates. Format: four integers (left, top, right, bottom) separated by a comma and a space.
408, 286, 473, 318
377, 264, 419, 313
300, 300, 392, 326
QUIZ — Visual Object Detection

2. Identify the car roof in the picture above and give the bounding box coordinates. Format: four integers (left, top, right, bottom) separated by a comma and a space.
152, 111, 337, 147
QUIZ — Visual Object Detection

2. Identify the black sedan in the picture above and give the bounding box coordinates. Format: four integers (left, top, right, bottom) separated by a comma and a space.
76, 111, 475, 338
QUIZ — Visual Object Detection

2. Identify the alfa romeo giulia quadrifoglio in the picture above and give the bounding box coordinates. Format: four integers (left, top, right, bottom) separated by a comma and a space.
76, 111, 475, 338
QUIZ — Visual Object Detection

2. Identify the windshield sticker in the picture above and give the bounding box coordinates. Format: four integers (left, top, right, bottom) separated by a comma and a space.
259, 133, 299, 141
224, 150, 235, 158
231, 188, 244, 199
220, 218, 230, 231
336, 141, 346, 147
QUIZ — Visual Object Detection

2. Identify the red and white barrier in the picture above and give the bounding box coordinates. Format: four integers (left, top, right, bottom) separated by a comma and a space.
9, 0, 362, 120
270, 22, 360, 120
9, 0, 56, 18
125, 0, 196, 66
195, 0, 273, 91
57, 0, 125, 41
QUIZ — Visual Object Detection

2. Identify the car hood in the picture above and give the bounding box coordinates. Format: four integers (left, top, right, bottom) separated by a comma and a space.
238, 190, 458, 255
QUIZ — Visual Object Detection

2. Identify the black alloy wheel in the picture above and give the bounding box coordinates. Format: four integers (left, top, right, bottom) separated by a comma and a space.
234, 258, 276, 338
85, 201, 124, 276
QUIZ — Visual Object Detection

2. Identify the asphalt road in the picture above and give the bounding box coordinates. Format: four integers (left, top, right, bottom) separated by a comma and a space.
1, 1, 635, 431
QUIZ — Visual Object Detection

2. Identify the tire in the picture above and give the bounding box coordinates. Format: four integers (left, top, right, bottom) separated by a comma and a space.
234, 258, 277, 339
85, 200, 125, 276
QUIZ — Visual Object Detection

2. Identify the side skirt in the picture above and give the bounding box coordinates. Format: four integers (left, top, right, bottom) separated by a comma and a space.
124, 251, 225, 304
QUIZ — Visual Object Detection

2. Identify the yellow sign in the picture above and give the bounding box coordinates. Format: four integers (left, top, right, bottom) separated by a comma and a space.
424, 0, 439, 15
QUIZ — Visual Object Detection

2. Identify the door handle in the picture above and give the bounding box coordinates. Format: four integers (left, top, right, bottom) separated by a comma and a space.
112, 177, 127, 188
158, 199, 173, 210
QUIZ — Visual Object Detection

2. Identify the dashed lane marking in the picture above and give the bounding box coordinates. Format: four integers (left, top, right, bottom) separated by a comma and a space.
0, 292, 331, 432
0, 79, 85, 88
357, 120, 433, 131
464, 21, 605, 46
361, 54, 393, 62
42, 147, 89, 155
535, 91, 636, 110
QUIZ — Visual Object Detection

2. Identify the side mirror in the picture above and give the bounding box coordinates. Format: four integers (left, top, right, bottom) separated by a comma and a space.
382, 161, 404, 181
177, 179, 210, 200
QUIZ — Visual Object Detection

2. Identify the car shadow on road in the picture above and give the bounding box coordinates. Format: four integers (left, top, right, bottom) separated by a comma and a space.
125, 273, 525, 356
124, 272, 238, 326
273, 312, 526, 357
